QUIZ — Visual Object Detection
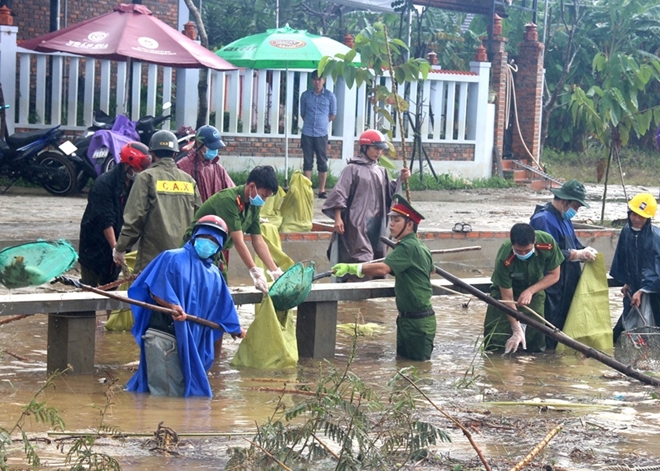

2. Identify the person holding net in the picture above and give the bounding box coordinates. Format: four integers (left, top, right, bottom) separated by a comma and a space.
126, 215, 246, 397
331, 195, 435, 361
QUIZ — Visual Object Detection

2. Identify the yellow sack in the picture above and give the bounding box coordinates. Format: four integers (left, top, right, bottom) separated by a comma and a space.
259, 186, 286, 229
256, 223, 295, 273
557, 253, 613, 353
104, 251, 137, 332
279, 170, 313, 233
230, 296, 298, 369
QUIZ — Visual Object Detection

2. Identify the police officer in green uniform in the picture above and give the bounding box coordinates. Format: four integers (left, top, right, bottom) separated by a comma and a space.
332, 195, 436, 361
483, 223, 564, 353
184, 166, 282, 294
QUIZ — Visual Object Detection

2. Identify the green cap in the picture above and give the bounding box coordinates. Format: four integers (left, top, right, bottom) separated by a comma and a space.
388, 194, 425, 224
551, 179, 589, 208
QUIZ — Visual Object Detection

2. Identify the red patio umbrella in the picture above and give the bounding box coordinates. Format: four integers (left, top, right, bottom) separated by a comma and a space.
19, 3, 236, 71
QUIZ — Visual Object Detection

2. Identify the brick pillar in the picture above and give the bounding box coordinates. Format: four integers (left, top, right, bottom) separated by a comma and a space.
484, 14, 508, 161
512, 23, 544, 164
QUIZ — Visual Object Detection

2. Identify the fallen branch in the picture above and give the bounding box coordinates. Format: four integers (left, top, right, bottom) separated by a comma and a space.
397, 371, 491, 471
1, 349, 31, 362
0, 314, 30, 326
244, 438, 293, 471
508, 423, 563, 471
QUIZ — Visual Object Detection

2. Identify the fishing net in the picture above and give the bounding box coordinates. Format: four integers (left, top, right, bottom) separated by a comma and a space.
269, 261, 315, 312
0, 240, 77, 289
615, 326, 660, 371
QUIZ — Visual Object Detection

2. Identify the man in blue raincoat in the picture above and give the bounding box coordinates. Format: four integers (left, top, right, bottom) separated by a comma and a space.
529, 179, 598, 349
611, 193, 660, 342
126, 215, 246, 397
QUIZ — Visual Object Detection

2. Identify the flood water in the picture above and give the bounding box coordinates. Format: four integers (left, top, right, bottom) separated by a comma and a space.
2, 287, 660, 470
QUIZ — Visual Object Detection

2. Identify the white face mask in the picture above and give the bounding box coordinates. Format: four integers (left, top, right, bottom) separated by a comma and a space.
631, 226, 642, 232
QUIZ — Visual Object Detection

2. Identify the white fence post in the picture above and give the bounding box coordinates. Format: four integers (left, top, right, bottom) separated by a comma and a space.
0, 25, 18, 134
469, 61, 492, 177
333, 77, 357, 161
176, 68, 200, 129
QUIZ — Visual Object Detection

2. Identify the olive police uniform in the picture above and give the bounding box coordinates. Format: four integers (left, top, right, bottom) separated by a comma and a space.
483, 230, 564, 352
383, 195, 436, 361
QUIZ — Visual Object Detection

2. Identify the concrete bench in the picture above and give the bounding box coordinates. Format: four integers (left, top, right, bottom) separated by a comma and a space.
0, 276, 621, 374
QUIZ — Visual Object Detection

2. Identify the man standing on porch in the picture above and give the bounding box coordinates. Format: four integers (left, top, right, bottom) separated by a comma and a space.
300, 70, 336, 198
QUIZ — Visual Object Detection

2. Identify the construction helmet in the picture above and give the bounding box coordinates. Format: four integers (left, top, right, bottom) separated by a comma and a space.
149, 130, 180, 153
193, 215, 229, 246
119, 141, 151, 171
195, 125, 225, 150
359, 129, 389, 149
628, 193, 658, 219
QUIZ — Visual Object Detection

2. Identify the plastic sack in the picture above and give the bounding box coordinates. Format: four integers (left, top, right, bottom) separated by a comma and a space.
104, 251, 137, 332
230, 295, 298, 369
256, 222, 295, 276
259, 186, 287, 229
279, 170, 313, 233
557, 253, 613, 353
0, 240, 77, 289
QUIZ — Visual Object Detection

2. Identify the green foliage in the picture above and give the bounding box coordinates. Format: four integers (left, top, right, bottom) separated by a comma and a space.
228, 168, 338, 190
226, 330, 450, 469
406, 173, 513, 190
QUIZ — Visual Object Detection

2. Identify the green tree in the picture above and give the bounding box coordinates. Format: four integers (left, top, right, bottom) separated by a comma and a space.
568, 0, 660, 221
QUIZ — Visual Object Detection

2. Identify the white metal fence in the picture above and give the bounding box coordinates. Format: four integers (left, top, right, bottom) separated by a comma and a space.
1, 24, 494, 177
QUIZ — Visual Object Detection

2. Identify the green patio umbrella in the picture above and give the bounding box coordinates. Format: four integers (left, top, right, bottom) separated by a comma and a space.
217, 24, 357, 69
217, 25, 359, 181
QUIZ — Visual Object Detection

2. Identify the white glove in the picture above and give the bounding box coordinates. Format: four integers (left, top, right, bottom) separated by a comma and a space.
249, 267, 269, 294
504, 321, 527, 354
112, 247, 126, 266
267, 267, 284, 282
573, 246, 598, 262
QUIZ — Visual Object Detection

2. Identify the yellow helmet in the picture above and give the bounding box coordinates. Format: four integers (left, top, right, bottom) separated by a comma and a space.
628, 193, 658, 219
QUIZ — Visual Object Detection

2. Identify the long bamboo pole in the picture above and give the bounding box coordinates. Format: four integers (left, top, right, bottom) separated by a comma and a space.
379, 236, 660, 387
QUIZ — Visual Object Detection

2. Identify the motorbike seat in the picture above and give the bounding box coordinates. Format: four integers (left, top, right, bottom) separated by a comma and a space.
7, 129, 53, 148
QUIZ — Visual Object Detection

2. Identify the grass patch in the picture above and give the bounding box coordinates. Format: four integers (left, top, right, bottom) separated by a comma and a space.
542, 146, 660, 186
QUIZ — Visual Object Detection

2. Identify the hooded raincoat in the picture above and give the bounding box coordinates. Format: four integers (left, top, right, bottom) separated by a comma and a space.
177, 149, 235, 202
610, 216, 660, 341
322, 153, 399, 263
529, 202, 585, 348
126, 242, 242, 397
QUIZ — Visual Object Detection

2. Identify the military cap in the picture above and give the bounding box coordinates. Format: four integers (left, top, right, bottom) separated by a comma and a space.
388, 194, 424, 224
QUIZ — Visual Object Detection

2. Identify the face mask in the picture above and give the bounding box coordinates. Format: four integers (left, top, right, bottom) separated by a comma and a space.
203, 148, 218, 161
515, 247, 535, 261
249, 186, 265, 207
194, 238, 219, 259
631, 226, 642, 232
564, 207, 577, 220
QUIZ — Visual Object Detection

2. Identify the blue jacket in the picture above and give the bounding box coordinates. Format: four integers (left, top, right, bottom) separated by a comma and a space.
126, 242, 241, 397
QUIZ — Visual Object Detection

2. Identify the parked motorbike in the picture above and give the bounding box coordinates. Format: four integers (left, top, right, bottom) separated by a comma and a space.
74, 103, 176, 189
0, 120, 78, 196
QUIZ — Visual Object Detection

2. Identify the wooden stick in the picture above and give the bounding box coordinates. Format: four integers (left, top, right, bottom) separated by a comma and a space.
0, 314, 30, 326
508, 423, 563, 471
379, 236, 660, 387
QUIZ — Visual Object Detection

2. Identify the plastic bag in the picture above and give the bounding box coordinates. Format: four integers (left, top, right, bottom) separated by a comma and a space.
230, 295, 298, 369
259, 186, 286, 229
256, 222, 295, 275
279, 170, 313, 233
557, 253, 613, 353
104, 251, 137, 332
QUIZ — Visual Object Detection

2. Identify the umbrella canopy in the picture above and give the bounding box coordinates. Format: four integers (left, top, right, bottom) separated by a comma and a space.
217, 24, 358, 69
19, 3, 236, 71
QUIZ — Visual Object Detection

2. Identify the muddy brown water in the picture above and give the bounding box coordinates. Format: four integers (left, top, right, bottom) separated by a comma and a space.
2, 290, 660, 470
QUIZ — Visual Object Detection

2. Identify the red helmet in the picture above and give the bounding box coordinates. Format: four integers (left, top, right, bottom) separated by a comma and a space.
359, 129, 388, 149
119, 142, 151, 171
194, 215, 229, 238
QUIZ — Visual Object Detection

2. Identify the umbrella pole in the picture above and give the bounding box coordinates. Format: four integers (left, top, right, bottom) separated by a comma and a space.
284, 64, 289, 186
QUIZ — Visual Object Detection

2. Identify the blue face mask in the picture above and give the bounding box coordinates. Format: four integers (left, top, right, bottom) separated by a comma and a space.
203, 148, 218, 161
564, 207, 577, 220
194, 237, 219, 259
515, 247, 535, 261
249, 187, 265, 207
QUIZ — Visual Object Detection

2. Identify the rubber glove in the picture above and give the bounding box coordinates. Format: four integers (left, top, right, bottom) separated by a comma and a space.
267, 267, 284, 282
332, 263, 364, 278
504, 321, 527, 354
249, 267, 269, 294
573, 246, 598, 262
112, 247, 126, 266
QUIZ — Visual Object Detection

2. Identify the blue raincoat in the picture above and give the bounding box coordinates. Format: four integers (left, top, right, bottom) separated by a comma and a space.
126, 241, 241, 397
610, 216, 660, 341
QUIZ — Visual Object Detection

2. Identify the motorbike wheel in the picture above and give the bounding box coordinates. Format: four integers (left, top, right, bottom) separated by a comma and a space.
102, 155, 117, 174
76, 170, 90, 192
37, 151, 77, 196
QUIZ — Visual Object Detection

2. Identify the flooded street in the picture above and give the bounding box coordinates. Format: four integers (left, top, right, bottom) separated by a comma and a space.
2, 288, 660, 470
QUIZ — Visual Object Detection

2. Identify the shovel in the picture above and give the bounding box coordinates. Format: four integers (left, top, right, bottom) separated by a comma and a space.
55, 275, 224, 331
